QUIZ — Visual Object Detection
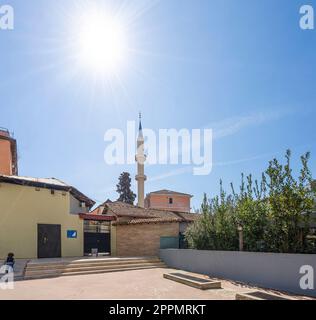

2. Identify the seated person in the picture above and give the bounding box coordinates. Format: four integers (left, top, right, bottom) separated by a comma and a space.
4, 253, 15, 272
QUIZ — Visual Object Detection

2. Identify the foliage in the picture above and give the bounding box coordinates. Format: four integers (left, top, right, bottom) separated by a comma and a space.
185, 150, 315, 253
116, 172, 136, 205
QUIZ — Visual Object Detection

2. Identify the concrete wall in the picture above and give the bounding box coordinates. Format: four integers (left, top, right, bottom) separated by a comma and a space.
70, 194, 89, 214
160, 249, 316, 297
115, 223, 179, 257
0, 183, 84, 259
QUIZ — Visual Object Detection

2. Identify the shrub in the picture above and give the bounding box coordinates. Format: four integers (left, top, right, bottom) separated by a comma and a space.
185, 150, 315, 254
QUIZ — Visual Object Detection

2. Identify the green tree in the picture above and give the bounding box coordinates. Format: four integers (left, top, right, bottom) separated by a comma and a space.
210, 180, 238, 250
311, 180, 316, 209
185, 150, 315, 254
263, 150, 314, 253
186, 185, 238, 251
185, 194, 215, 250
232, 174, 269, 252
116, 172, 136, 205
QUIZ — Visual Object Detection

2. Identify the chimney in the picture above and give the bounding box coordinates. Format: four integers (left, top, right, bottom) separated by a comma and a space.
0, 128, 18, 176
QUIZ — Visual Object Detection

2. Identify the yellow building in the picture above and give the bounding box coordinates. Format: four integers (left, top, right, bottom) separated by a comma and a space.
0, 175, 95, 259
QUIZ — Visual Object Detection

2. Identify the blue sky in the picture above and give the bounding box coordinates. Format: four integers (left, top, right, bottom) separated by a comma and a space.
1, 0, 315, 210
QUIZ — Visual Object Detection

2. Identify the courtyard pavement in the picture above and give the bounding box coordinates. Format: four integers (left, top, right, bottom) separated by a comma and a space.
0, 268, 312, 300
0, 259, 29, 280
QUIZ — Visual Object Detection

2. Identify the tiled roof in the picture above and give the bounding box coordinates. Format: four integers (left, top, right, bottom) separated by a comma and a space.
91, 200, 200, 225
147, 189, 193, 197
79, 214, 116, 221
112, 217, 182, 226
173, 212, 200, 221
0, 175, 95, 208
105, 201, 178, 219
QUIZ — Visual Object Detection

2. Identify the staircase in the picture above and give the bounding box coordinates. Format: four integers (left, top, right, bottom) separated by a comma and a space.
24, 257, 166, 280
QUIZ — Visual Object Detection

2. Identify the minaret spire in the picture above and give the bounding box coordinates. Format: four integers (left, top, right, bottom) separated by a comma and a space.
138, 112, 143, 137
135, 112, 146, 207
139, 112, 142, 130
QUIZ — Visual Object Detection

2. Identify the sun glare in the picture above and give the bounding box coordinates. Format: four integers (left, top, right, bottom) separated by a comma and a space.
77, 13, 127, 73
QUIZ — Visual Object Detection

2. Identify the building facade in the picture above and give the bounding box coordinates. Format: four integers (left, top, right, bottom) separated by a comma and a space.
93, 201, 198, 257
0, 175, 95, 259
114, 222, 179, 256
145, 190, 192, 213
0, 128, 18, 176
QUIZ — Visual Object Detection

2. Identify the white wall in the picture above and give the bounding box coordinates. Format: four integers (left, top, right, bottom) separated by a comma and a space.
160, 249, 316, 297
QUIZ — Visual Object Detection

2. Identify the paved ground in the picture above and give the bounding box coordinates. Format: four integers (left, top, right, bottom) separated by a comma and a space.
0, 268, 312, 300
0, 259, 29, 280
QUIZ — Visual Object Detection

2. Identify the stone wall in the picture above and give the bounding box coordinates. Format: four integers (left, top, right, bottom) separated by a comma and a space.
115, 223, 179, 256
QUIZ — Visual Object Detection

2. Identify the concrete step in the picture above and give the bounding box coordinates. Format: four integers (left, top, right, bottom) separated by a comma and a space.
26, 258, 162, 271
25, 262, 166, 276
27, 256, 159, 265
235, 292, 291, 300
24, 257, 166, 280
163, 273, 222, 290
24, 264, 167, 280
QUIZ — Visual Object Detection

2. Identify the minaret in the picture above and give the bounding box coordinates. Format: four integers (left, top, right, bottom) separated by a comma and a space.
135, 113, 147, 207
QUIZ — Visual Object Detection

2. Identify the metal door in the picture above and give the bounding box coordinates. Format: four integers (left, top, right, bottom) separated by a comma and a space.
37, 224, 61, 258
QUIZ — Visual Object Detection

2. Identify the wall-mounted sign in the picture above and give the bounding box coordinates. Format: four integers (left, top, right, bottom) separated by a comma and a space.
67, 230, 77, 239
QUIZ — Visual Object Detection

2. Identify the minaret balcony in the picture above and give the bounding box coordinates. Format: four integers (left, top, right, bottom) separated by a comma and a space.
136, 174, 147, 181
135, 154, 146, 163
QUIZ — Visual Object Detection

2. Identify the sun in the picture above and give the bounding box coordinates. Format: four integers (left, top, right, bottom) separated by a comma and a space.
77, 12, 128, 73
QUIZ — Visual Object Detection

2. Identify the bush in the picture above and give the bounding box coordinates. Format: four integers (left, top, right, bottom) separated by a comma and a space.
185, 150, 316, 254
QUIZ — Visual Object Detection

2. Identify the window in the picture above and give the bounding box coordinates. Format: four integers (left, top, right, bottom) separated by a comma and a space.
169, 198, 173, 204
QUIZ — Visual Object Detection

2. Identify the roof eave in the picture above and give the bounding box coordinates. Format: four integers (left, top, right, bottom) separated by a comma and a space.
0, 176, 95, 208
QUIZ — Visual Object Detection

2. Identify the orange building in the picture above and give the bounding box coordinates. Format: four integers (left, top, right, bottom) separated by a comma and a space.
145, 190, 192, 213
0, 128, 18, 176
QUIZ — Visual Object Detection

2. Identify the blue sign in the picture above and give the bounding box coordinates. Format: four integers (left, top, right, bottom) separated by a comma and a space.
67, 230, 77, 239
